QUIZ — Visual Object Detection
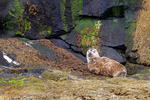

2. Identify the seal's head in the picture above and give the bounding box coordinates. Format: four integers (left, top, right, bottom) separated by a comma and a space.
86, 48, 100, 63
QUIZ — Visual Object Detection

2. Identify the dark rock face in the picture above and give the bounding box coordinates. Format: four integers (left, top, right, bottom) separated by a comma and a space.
23, 0, 63, 39
0, 0, 13, 17
82, 0, 114, 17
24, 23, 46, 40
50, 38, 86, 62
71, 46, 82, 53
65, 30, 78, 46
64, 0, 73, 31
82, 0, 124, 18
99, 19, 125, 47
50, 0, 63, 35
100, 46, 126, 64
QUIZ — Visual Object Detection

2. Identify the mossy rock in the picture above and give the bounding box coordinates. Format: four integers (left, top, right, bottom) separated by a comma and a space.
66, 18, 101, 55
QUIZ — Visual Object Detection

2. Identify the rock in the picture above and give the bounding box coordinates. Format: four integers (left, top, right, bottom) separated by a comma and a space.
82, 0, 124, 18
100, 46, 126, 64
0, 0, 13, 17
50, 39, 70, 49
0, 51, 10, 66
124, 6, 139, 61
71, 46, 82, 53
65, 30, 78, 46
67, 49, 87, 62
99, 18, 125, 47
125, 50, 138, 64
71, 52, 87, 63
0, 51, 20, 67
30, 41, 60, 60
50, 39, 86, 62
24, 23, 47, 40
23, 0, 64, 39
64, 0, 73, 31
50, 0, 64, 35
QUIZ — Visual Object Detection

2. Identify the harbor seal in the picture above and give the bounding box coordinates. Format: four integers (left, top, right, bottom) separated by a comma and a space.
86, 48, 127, 77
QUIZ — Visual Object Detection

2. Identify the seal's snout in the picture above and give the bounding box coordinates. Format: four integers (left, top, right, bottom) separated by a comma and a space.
88, 52, 92, 57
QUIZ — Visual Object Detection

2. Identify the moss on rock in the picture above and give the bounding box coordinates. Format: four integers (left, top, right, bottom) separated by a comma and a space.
75, 18, 102, 54
6, 0, 31, 36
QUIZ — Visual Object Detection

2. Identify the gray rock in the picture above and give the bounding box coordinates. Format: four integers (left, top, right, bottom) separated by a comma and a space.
0, 0, 13, 17
50, 39, 70, 49
0, 51, 9, 66
100, 46, 126, 64
0, 51, 20, 67
71, 46, 82, 53
64, 0, 73, 31
67, 49, 87, 62
82, 0, 123, 18
31, 41, 59, 60
99, 18, 125, 47
65, 30, 78, 46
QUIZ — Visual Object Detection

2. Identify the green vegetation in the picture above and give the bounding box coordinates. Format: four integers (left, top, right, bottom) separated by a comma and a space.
39, 25, 52, 36
17, 38, 30, 43
112, 7, 120, 17
1, 76, 150, 99
71, 0, 83, 24
42, 70, 69, 81
113, 18, 118, 23
75, 19, 101, 54
6, 0, 31, 36
60, 0, 68, 31
16, 19, 31, 36
125, 21, 137, 49
60, 0, 83, 32
0, 78, 27, 88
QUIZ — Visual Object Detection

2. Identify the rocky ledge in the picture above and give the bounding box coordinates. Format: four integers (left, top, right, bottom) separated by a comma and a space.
0, 38, 149, 99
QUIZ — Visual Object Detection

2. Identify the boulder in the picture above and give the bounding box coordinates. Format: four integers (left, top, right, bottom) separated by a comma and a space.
99, 18, 125, 47
23, 0, 63, 39
82, 0, 124, 18
100, 46, 126, 64
0, 51, 20, 67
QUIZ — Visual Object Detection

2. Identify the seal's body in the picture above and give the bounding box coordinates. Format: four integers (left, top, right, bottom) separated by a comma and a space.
86, 48, 127, 77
